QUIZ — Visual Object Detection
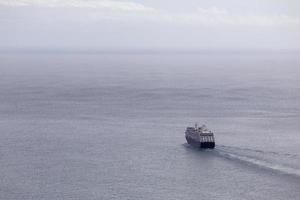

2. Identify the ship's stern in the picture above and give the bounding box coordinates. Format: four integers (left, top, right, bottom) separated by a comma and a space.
200, 142, 215, 149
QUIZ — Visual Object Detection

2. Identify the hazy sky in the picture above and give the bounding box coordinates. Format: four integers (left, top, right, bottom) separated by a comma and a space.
0, 0, 300, 50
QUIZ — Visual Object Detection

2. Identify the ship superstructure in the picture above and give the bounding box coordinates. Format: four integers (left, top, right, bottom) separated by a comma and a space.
185, 124, 215, 149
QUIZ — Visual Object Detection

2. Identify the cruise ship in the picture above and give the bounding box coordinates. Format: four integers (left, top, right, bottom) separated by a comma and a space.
185, 124, 215, 149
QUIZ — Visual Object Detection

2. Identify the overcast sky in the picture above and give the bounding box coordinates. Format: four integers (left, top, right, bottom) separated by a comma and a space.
0, 0, 300, 50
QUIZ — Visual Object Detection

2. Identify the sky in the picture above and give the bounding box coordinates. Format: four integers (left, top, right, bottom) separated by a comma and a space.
0, 0, 300, 50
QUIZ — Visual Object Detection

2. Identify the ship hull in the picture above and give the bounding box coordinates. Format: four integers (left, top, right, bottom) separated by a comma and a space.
186, 136, 215, 149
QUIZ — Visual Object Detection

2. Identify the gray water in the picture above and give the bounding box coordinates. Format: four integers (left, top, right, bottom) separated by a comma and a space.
0, 52, 300, 200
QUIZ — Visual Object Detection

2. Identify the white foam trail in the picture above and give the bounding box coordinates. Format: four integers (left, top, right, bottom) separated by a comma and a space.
215, 146, 300, 177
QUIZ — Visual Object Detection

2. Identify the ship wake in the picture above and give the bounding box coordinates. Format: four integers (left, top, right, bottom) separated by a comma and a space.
214, 145, 300, 178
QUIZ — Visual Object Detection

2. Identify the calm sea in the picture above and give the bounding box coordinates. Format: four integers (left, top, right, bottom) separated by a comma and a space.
0, 52, 300, 200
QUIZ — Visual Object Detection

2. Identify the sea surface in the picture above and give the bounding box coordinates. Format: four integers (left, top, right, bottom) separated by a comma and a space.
0, 51, 300, 200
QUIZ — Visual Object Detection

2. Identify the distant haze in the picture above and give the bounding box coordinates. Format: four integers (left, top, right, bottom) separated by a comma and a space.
0, 0, 300, 50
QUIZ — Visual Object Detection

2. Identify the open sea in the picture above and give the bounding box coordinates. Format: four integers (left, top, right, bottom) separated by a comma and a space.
0, 51, 300, 200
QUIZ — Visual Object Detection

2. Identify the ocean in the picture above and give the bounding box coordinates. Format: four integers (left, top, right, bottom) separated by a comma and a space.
0, 51, 300, 199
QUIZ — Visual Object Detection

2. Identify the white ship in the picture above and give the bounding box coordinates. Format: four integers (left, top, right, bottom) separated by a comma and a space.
185, 124, 215, 149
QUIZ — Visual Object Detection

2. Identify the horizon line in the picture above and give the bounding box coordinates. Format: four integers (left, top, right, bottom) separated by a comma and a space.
0, 47, 300, 54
